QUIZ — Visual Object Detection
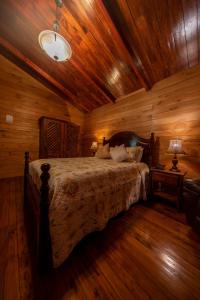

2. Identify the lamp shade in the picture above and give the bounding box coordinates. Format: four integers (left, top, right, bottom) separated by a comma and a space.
91, 141, 98, 150
38, 30, 72, 62
167, 139, 184, 154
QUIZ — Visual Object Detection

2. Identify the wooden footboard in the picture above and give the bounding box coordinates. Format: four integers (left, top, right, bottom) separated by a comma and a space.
24, 152, 53, 274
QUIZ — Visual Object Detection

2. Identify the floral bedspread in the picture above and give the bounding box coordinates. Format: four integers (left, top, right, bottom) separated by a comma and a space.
29, 157, 149, 267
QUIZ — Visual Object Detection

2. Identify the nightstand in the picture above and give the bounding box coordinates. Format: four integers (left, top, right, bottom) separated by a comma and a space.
150, 168, 186, 209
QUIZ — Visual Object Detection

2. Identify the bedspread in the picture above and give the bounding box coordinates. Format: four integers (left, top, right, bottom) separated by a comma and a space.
29, 157, 149, 267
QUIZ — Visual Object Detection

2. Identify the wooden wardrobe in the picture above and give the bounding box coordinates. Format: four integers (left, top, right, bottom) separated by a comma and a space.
39, 117, 80, 158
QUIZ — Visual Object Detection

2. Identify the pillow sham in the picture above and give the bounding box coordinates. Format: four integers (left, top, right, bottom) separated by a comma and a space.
110, 144, 129, 162
126, 146, 144, 162
95, 143, 111, 159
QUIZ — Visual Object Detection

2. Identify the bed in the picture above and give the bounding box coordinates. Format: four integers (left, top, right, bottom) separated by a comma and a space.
24, 131, 155, 273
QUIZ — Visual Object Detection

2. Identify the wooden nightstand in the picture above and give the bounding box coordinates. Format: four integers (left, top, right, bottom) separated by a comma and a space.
150, 168, 186, 209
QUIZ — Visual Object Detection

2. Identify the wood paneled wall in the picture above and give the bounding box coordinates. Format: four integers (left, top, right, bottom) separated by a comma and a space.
1, 52, 200, 179
83, 65, 200, 178
0, 55, 84, 179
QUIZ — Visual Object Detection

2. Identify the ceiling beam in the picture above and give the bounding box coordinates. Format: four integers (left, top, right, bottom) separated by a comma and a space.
101, 0, 153, 90
0, 37, 90, 113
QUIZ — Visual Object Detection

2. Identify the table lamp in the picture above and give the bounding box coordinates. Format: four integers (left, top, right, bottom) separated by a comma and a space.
167, 138, 184, 172
91, 141, 98, 156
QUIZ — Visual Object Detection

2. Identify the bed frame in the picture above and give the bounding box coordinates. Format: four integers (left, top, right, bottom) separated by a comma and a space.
103, 131, 155, 166
24, 131, 155, 274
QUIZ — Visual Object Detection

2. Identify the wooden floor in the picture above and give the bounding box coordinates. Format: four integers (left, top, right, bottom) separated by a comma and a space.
1, 178, 200, 300
0, 177, 33, 300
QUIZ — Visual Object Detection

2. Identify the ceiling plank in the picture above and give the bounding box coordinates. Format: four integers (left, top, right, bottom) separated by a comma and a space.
72, 61, 115, 104
182, 0, 199, 67
100, 0, 152, 90
126, 0, 168, 81
103, 0, 155, 87
62, 0, 141, 98
198, 0, 200, 64
167, 0, 188, 71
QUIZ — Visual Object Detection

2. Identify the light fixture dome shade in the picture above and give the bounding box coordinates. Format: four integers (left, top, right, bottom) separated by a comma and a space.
38, 30, 72, 62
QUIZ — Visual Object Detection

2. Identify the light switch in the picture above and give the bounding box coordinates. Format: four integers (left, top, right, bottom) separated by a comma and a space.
6, 114, 14, 124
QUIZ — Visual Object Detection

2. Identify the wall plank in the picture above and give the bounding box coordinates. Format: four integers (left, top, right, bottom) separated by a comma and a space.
1, 52, 200, 179
82, 65, 200, 178
0, 55, 84, 179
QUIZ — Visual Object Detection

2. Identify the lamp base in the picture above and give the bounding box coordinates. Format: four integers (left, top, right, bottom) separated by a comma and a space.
170, 155, 180, 172
170, 166, 180, 172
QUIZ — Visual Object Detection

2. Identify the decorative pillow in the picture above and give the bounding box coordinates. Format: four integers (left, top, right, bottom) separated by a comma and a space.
110, 144, 129, 162
95, 143, 111, 159
126, 146, 144, 162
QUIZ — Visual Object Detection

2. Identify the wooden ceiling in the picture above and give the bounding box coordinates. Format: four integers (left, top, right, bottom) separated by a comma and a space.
0, 0, 199, 112
104, 0, 200, 86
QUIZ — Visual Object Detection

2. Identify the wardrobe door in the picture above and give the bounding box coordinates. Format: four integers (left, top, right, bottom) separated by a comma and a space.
63, 122, 80, 157
39, 118, 62, 158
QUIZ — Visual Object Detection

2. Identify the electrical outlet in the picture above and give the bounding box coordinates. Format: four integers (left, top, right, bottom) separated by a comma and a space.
6, 114, 14, 124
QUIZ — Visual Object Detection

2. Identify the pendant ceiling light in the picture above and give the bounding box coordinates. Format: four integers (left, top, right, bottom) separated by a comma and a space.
38, 0, 72, 62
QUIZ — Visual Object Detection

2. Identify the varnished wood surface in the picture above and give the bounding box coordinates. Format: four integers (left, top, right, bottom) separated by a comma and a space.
1, 177, 200, 300
104, 0, 200, 86
0, 55, 84, 179
0, 0, 146, 112
1, 1, 200, 111
0, 177, 33, 300
82, 64, 200, 178
150, 169, 185, 209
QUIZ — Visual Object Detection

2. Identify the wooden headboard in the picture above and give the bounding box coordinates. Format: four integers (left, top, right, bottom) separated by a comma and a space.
103, 131, 155, 166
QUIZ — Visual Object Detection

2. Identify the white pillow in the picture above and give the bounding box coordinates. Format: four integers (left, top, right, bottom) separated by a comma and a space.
126, 146, 143, 162
95, 143, 111, 159
110, 144, 129, 162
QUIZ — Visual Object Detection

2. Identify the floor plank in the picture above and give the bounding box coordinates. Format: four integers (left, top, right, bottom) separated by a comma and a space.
0, 178, 200, 300
0, 178, 33, 300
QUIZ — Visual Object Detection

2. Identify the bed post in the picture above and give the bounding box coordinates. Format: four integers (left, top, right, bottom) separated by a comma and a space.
39, 163, 53, 274
149, 132, 155, 167
24, 152, 29, 202
103, 137, 106, 145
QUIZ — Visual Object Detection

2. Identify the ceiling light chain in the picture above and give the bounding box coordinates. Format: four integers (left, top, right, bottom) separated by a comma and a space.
53, 0, 62, 33
55, 0, 63, 8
